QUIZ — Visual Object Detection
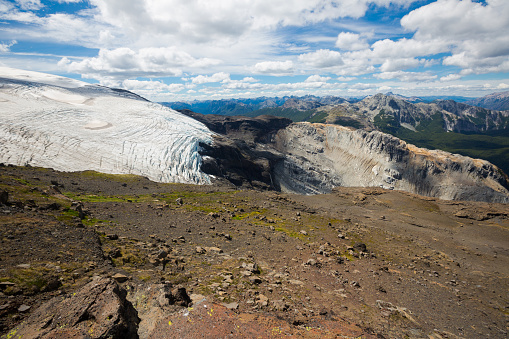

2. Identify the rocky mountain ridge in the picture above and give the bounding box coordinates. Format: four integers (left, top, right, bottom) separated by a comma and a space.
465, 90, 509, 111
319, 93, 509, 133
273, 122, 509, 202
165, 92, 509, 134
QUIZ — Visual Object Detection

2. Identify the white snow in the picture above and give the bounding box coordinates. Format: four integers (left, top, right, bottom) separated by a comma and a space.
0, 67, 213, 184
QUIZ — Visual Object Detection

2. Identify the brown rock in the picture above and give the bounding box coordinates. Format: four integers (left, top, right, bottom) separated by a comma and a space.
0, 190, 8, 205
9, 277, 139, 338
18, 304, 31, 313
112, 273, 129, 283
223, 302, 239, 310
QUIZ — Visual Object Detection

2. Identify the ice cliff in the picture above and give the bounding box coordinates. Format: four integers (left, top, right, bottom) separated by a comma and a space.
0, 67, 212, 184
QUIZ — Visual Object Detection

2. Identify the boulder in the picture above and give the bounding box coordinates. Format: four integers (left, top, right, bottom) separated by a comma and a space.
9, 277, 139, 338
0, 190, 8, 205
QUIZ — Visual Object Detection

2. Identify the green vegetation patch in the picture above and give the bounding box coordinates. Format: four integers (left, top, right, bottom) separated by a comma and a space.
274, 226, 308, 240
246, 107, 316, 122
63, 192, 132, 203
330, 116, 364, 129
375, 111, 509, 176
0, 265, 65, 295
307, 111, 328, 123
78, 171, 144, 182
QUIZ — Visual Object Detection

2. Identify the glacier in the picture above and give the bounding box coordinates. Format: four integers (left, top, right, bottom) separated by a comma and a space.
0, 67, 213, 184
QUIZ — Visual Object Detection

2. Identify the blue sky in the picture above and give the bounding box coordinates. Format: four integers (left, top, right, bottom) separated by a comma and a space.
1, 0, 508, 101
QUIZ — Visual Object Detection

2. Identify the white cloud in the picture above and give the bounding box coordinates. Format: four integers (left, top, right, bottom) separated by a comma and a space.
305, 75, 331, 83
89, 0, 416, 46
335, 32, 369, 51
15, 0, 43, 10
191, 72, 230, 84
400, 0, 509, 74
0, 40, 17, 53
59, 47, 221, 80
122, 79, 184, 93
374, 71, 437, 82
337, 76, 356, 81
378, 85, 392, 92
298, 49, 343, 68
380, 58, 420, 72
252, 60, 294, 75
440, 74, 462, 82
370, 38, 448, 59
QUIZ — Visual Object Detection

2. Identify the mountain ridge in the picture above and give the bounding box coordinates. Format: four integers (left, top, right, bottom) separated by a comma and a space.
465, 90, 509, 111
1, 68, 508, 203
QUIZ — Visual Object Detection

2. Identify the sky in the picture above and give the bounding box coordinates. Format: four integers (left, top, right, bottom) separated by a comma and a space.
1, 0, 508, 102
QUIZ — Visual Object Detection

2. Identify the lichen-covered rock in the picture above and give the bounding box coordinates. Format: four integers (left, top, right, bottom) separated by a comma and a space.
8, 277, 139, 339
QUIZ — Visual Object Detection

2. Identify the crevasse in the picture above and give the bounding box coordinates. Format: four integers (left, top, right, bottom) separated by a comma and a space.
0, 67, 213, 184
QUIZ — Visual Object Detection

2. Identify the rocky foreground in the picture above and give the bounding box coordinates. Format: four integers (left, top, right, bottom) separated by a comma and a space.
0, 165, 508, 338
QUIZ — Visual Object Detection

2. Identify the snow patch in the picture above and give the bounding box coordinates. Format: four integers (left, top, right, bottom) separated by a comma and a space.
41, 89, 88, 105
84, 120, 113, 130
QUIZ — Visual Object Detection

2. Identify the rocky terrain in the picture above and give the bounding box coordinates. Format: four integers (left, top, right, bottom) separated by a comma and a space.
272, 122, 509, 201
165, 92, 509, 134
466, 91, 509, 111
180, 111, 509, 202
0, 165, 508, 338
2, 68, 508, 204
316, 93, 509, 134
169, 93, 509, 177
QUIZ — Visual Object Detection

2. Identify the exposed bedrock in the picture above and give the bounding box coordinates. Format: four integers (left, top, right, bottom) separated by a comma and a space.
272, 123, 509, 202
180, 111, 291, 190
9, 277, 139, 339
188, 111, 508, 202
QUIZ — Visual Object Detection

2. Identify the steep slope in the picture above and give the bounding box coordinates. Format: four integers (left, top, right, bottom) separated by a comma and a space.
330, 93, 509, 133
465, 90, 509, 111
272, 123, 509, 202
0, 67, 212, 184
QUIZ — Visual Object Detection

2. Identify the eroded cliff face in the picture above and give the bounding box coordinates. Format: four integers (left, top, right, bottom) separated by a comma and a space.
271, 123, 509, 202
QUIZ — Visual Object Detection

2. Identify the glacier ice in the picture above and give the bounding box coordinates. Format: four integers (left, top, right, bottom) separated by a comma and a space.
0, 67, 213, 184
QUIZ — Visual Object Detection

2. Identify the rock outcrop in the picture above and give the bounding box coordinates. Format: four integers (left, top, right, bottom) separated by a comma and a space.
180, 111, 290, 189
272, 123, 509, 202
184, 109, 508, 202
318, 93, 509, 133
7, 277, 139, 338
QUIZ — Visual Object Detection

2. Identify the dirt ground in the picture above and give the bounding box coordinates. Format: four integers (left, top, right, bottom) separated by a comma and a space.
0, 165, 508, 338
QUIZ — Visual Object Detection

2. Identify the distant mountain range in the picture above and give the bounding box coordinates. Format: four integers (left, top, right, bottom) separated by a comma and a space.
162, 91, 509, 117
465, 91, 509, 111
161, 91, 509, 176
163, 95, 355, 117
